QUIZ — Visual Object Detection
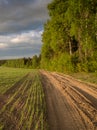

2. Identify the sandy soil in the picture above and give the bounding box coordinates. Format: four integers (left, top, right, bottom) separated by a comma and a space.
40, 71, 97, 130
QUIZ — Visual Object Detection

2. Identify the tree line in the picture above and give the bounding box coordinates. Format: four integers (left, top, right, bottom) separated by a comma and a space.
41, 0, 97, 72
0, 55, 41, 69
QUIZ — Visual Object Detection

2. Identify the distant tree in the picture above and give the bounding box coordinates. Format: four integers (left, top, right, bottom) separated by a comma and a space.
32, 55, 39, 68
0, 60, 6, 66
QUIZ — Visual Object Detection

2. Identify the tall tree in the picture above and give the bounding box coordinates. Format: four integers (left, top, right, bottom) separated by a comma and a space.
41, 0, 97, 72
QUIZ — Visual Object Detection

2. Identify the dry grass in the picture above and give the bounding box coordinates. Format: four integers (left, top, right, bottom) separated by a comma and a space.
70, 72, 97, 85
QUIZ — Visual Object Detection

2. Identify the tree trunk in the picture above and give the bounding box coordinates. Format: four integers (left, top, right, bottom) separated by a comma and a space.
69, 40, 72, 55
78, 29, 82, 62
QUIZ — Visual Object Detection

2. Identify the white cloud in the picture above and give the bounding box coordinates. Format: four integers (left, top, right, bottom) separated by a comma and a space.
10, 30, 42, 44
0, 43, 8, 48
0, 29, 42, 59
0, 29, 42, 52
11, 36, 29, 44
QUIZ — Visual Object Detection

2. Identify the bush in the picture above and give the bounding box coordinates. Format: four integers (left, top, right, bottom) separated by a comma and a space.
88, 61, 97, 72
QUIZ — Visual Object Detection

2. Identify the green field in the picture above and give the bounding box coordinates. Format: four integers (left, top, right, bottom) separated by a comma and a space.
0, 67, 48, 130
0, 67, 32, 94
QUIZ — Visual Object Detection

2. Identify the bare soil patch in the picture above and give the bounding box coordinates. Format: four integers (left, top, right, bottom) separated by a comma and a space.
40, 70, 97, 130
0, 94, 7, 107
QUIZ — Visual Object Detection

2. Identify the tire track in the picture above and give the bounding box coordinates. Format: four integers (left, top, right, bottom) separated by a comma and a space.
42, 71, 97, 130
41, 71, 88, 130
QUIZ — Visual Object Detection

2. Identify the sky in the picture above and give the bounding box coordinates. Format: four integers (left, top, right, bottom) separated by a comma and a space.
0, 0, 51, 59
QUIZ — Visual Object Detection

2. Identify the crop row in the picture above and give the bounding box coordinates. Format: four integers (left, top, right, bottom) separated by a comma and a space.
0, 67, 31, 94
0, 70, 48, 130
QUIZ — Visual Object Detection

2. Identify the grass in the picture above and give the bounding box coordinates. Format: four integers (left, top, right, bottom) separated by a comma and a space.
0, 67, 48, 130
0, 125, 4, 130
70, 72, 97, 85
0, 67, 31, 94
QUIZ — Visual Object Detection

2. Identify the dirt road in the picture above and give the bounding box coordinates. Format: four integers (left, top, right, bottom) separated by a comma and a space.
40, 71, 97, 130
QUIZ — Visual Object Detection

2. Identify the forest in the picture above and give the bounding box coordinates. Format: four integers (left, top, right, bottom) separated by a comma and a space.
0, 55, 41, 69
41, 0, 97, 72
0, 0, 97, 73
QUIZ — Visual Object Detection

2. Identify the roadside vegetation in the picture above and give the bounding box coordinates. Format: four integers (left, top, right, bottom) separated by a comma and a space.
70, 72, 97, 85
0, 68, 48, 130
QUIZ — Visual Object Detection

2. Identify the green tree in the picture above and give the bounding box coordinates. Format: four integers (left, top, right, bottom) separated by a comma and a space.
41, 0, 97, 72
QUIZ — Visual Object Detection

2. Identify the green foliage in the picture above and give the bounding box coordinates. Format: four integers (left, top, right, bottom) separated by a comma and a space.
54, 53, 74, 72
32, 55, 39, 68
41, 0, 97, 73
3, 55, 41, 69
88, 61, 97, 72
0, 60, 6, 66
0, 124, 4, 130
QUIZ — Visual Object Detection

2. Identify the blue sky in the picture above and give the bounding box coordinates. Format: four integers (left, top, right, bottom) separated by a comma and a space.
0, 0, 51, 59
